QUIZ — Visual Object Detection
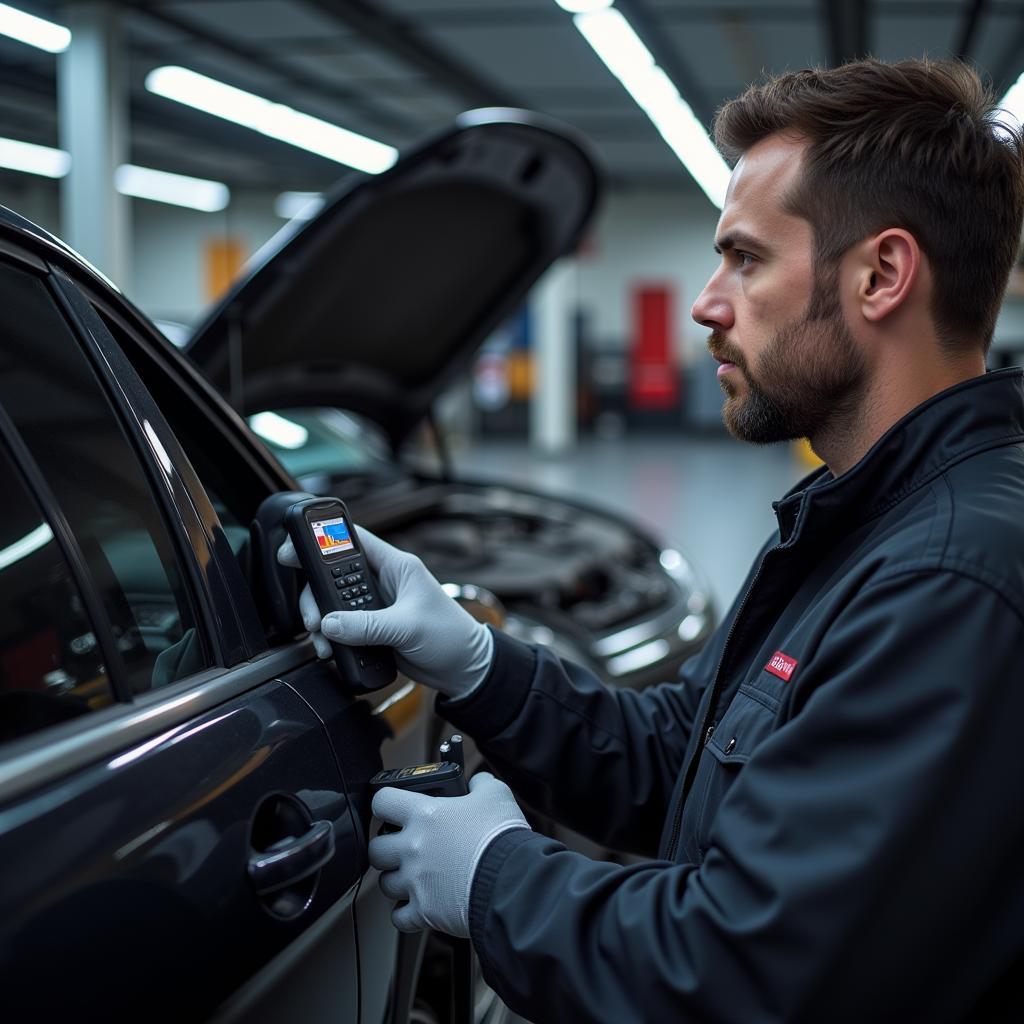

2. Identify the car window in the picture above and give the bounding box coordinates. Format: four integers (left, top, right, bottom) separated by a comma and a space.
95, 309, 277, 562
249, 407, 392, 483
0, 435, 116, 744
0, 261, 208, 696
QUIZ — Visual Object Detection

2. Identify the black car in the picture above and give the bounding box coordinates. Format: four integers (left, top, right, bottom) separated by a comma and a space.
0, 111, 712, 1022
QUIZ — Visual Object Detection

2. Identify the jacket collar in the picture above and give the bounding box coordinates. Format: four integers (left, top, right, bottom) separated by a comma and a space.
773, 367, 1024, 546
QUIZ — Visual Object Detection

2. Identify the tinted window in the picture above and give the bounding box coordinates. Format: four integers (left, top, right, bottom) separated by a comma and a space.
0, 438, 115, 744
97, 310, 272, 559
0, 262, 207, 695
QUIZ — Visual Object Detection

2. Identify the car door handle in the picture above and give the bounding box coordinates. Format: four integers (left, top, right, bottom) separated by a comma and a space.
248, 819, 335, 895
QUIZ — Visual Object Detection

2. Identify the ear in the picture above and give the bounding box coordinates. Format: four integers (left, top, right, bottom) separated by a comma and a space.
856, 229, 921, 323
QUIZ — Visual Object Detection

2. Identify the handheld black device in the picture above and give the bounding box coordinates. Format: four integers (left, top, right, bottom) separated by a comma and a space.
284, 496, 396, 693
370, 736, 472, 1024
368, 735, 468, 801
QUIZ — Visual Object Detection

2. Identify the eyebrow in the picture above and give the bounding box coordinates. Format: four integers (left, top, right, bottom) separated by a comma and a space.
714, 230, 772, 256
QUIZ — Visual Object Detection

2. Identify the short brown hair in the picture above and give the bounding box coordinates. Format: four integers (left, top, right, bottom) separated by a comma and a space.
714, 58, 1024, 354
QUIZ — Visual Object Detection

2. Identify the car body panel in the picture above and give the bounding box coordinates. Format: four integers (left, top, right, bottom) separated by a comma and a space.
0, 677, 361, 1021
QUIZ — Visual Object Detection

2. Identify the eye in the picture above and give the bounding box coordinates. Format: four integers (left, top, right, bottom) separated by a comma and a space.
735, 250, 757, 268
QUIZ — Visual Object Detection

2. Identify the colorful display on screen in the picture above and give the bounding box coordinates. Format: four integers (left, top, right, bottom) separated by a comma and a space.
311, 514, 354, 558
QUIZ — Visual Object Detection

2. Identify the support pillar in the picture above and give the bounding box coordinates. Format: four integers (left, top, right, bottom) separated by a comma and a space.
58, 2, 129, 284
529, 259, 578, 455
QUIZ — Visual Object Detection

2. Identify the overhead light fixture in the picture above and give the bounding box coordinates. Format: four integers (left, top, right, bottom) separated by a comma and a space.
0, 137, 230, 212
567, 6, 731, 207
554, 0, 613, 11
0, 136, 70, 177
274, 191, 324, 221
114, 164, 230, 212
146, 66, 399, 175
249, 411, 310, 450
0, 3, 70, 53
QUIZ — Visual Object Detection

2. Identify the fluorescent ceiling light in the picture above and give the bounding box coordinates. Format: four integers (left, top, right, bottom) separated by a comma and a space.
115, 164, 229, 212
0, 136, 69, 177
274, 191, 324, 220
554, 0, 612, 11
0, 3, 70, 52
571, 7, 731, 208
146, 66, 398, 175
0, 138, 228, 212
249, 411, 309, 450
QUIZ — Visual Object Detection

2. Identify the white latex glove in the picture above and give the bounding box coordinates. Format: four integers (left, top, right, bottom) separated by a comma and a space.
277, 526, 494, 698
368, 772, 531, 936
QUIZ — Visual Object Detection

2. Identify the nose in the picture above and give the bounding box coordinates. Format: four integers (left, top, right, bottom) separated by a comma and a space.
691, 272, 733, 331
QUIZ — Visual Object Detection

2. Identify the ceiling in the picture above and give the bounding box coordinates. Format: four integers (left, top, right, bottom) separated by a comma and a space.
2, 0, 1024, 196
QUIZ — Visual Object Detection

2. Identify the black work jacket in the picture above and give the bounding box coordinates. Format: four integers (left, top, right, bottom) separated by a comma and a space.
438, 368, 1024, 1024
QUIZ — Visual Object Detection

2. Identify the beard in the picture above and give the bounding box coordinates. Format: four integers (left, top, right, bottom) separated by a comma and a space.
709, 274, 866, 446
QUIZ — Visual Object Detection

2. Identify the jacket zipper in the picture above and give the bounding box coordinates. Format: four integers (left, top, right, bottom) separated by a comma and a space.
664, 544, 781, 861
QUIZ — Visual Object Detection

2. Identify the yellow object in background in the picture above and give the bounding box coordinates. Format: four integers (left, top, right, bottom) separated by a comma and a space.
795, 437, 823, 469
205, 238, 246, 301
507, 350, 534, 401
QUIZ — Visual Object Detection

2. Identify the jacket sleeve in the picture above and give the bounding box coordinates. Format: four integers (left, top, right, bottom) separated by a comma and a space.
437, 541, 771, 856
466, 569, 1024, 1024
436, 607, 729, 856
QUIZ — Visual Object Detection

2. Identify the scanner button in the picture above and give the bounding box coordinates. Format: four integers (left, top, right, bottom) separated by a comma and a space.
363, 595, 375, 605
349, 600, 359, 609
345, 574, 360, 585
332, 566, 346, 577
352, 561, 362, 571
335, 579, 347, 589
360, 585, 369, 594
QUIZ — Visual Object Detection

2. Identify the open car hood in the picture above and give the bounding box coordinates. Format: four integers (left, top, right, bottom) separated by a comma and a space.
186, 109, 600, 446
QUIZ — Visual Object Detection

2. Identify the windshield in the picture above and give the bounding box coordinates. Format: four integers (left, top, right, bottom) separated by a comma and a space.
247, 407, 393, 480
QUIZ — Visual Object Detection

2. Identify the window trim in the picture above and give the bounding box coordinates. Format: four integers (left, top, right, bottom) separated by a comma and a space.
0, 258, 135, 703
0, 642, 318, 806
47, 267, 241, 667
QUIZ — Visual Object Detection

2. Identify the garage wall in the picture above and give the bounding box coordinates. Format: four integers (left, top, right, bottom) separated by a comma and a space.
577, 187, 720, 364
130, 189, 284, 326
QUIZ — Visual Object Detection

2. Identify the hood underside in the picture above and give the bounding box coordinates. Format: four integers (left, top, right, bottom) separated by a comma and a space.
186, 109, 601, 446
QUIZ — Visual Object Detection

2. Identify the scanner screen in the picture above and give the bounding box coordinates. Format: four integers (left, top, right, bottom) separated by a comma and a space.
311, 514, 355, 558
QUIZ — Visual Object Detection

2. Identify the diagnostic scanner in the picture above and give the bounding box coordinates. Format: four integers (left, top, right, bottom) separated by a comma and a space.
284, 496, 396, 693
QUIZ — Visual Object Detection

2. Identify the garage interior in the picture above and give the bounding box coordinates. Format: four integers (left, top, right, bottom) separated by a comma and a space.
1, 3, 1024, 1021
2, 0, 1021, 610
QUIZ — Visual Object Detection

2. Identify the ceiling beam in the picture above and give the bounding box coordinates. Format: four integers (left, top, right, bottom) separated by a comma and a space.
116, 0, 414, 136
307, 0, 521, 109
820, 0, 870, 67
954, 0, 988, 61
0, 60, 345, 188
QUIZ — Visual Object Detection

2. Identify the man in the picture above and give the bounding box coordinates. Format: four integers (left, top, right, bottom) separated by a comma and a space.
284, 58, 1024, 1021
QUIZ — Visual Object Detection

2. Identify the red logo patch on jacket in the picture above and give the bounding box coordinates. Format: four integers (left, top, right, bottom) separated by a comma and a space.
765, 651, 797, 682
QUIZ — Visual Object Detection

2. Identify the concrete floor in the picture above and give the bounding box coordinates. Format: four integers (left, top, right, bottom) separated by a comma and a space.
456, 431, 810, 615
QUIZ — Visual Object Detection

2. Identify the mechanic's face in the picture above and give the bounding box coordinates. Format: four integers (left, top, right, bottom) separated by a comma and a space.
691, 134, 866, 444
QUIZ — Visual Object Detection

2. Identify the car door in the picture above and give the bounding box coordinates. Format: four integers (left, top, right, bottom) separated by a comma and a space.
76, 247, 437, 1024
0, 248, 363, 1022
